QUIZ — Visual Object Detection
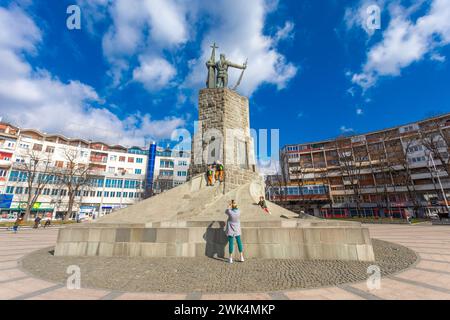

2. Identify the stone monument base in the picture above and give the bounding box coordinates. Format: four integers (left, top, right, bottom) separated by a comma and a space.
55, 175, 375, 261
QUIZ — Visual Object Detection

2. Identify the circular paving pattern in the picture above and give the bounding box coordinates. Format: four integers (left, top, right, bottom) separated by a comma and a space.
20, 239, 417, 294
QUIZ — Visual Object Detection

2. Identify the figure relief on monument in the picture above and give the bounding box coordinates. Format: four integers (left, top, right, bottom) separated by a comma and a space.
206, 43, 248, 90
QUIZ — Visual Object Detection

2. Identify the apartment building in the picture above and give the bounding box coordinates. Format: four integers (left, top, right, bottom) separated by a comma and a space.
151, 147, 190, 195
0, 122, 190, 220
270, 114, 450, 218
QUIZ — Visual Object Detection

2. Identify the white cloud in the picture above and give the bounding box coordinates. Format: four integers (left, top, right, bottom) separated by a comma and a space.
0, 6, 185, 147
351, 0, 450, 90
431, 53, 446, 62
133, 56, 177, 91
340, 126, 355, 134
275, 21, 295, 42
356, 108, 364, 115
184, 0, 298, 96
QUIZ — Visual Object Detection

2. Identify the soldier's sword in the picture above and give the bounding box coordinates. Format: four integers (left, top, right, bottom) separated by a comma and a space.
232, 58, 248, 91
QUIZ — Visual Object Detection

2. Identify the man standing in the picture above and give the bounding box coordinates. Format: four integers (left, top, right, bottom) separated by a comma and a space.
215, 54, 247, 88
206, 165, 215, 186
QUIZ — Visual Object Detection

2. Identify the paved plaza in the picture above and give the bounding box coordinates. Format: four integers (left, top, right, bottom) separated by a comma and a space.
1, 224, 450, 300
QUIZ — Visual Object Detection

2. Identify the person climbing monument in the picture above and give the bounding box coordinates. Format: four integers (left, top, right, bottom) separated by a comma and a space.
258, 196, 271, 215
215, 160, 224, 182
225, 200, 244, 264
206, 165, 215, 186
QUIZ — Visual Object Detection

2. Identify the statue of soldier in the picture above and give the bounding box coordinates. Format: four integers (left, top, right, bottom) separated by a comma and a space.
215, 54, 247, 88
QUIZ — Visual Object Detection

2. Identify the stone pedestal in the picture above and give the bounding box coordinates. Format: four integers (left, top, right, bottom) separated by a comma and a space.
189, 88, 259, 192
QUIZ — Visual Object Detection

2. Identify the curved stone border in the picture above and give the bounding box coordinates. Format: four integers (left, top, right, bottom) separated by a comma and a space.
19, 239, 415, 294
2, 225, 450, 300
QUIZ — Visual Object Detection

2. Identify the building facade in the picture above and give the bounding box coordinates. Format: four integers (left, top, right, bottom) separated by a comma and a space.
0, 122, 190, 220
269, 114, 450, 219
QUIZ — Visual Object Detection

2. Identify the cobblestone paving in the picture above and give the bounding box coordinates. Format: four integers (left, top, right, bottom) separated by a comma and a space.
20, 239, 417, 294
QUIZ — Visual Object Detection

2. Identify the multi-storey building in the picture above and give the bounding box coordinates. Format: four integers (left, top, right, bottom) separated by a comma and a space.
151, 147, 190, 195
0, 122, 190, 220
270, 114, 450, 219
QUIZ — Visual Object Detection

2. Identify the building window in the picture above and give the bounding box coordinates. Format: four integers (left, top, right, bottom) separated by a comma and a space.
51, 189, 58, 196
110, 192, 115, 198
119, 156, 126, 162
177, 171, 187, 177
128, 157, 135, 163
108, 167, 115, 173
136, 158, 143, 164
6, 186, 14, 194
135, 169, 142, 175
97, 191, 102, 197
116, 192, 121, 198
45, 146, 55, 153
178, 160, 188, 166
105, 179, 123, 189
160, 160, 174, 168
104, 191, 109, 198
110, 155, 117, 162
32, 144, 43, 151
123, 192, 128, 198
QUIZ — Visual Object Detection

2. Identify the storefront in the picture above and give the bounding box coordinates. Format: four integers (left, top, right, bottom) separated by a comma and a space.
1, 202, 54, 220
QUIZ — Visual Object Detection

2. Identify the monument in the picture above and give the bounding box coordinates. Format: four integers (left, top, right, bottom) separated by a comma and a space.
54, 44, 375, 262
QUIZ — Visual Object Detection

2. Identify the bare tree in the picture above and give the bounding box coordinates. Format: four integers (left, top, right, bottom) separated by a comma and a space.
335, 136, 367, 217
13, 149, 55, 221
419, 118, 450, 177
370, 131, 398, 219
56, 149, 92, 221
391, 137, 423, 217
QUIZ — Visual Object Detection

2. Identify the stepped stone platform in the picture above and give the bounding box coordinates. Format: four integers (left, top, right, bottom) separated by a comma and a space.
55, 175, 375, 261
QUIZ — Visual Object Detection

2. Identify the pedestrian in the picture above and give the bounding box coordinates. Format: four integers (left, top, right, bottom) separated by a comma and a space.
216, 161, 224, 182
44, 217, 51, 228
206, 165, 214, 186
225, 200, 244, 264
33, 215, 42, 229
12, 217, 22, 234
258, 196, 271, 215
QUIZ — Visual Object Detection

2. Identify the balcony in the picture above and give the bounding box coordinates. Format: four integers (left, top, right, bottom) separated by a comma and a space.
0, 159, 12, 167
89, 156, 108, 164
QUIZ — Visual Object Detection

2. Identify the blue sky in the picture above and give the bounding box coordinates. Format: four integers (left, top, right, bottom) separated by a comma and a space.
0, 0, 449, 156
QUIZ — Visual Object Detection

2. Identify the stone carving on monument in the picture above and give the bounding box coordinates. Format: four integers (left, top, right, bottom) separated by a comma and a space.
54, 44, 375, 262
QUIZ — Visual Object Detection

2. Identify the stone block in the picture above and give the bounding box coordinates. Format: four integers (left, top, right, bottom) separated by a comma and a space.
100, 229, 116, 242
98, 243, 114, 257
345, 228, 366, 245
128, 228, 144, 242
356, 244, 375, 262
175, 228, 189, 243
86, 242, 99, 256
289, 229, 305, 243
305, 244, 323, 260
303, 228, 322, 244
320, 228, 347, 243
156, 228, 178, 243
57, 229, 71, 242
241, 228, 258, 243
115, 228, 131, 242
188, 228, 207, 243
142, 229, 157, 242
69, 229, 89, 242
